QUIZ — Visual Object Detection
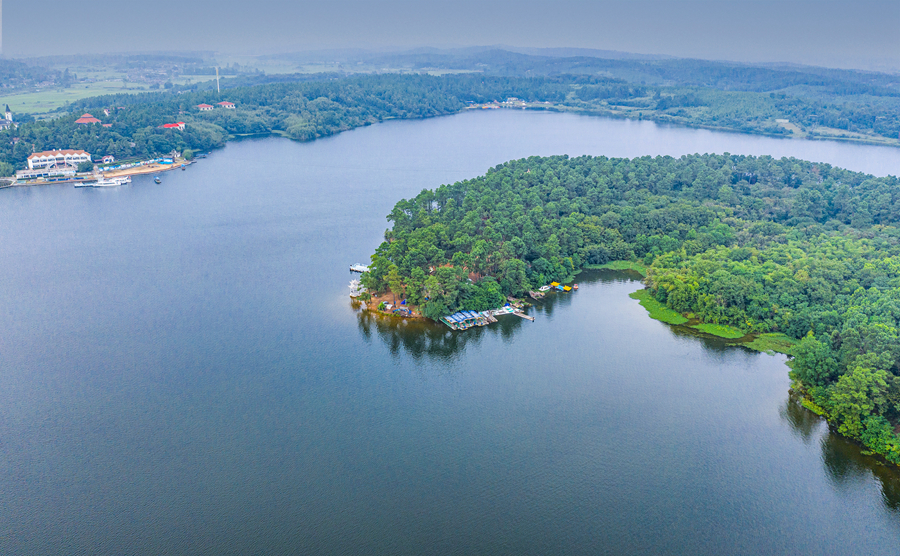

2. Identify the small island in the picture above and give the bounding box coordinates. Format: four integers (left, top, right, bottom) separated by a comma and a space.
359, 153, 900, 467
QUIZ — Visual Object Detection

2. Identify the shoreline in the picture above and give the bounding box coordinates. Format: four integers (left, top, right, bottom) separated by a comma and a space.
605, 264, 899, 470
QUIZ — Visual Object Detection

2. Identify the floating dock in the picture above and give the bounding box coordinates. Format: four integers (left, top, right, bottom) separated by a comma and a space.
441, 305, 532, 330
350, 263, 370, 273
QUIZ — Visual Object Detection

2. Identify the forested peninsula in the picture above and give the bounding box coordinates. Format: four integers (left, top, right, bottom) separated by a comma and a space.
2, 63, 898, 176
360, 153, 900, 465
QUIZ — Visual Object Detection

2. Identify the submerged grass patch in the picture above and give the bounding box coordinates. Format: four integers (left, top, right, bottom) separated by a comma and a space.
628, 289, 688, 325
691, 323, 745, 339
585, 260, 648, 276
744, 333, 799, 355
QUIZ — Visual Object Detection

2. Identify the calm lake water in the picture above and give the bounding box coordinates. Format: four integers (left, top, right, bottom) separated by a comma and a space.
1, 111, 898, 555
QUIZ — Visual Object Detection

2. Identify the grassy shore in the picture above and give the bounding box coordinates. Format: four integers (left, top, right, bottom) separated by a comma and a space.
628, 289, 688, 325
628, 287, 799, 355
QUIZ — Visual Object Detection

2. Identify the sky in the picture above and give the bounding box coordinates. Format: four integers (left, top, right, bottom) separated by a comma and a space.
2, 0, 899, 71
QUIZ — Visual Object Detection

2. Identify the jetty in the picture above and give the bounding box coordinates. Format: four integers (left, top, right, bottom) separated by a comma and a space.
350, 263, 370, 273
440, 305, 532, 331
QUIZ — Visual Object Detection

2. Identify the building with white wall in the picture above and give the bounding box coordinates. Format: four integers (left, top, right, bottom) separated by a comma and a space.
27, 149, 92, 170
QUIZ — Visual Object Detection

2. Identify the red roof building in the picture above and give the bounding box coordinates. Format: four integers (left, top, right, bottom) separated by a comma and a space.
161, 122, 186, 130
198, 104, 214, 111
27, 149, 92, 170
217, 101, 235, 109
75, 113, 101, 124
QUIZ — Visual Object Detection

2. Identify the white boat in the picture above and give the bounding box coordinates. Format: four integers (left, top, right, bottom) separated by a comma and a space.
538, 285, 551, 292
350, 264, 370, 273
75, 176, 131, 188
95, 176, 131, 187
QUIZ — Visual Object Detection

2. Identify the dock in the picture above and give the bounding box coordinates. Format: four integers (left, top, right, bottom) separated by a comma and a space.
440, 305, 532, 330
513, 311, 535, 322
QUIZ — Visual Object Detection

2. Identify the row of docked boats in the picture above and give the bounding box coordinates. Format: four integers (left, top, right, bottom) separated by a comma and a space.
531, 282, 578, 300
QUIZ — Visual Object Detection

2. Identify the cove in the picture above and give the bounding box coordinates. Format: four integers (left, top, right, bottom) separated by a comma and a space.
0, 110, 898, 555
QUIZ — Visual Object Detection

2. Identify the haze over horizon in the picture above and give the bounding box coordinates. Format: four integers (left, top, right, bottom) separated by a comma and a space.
2, 0, 899, 72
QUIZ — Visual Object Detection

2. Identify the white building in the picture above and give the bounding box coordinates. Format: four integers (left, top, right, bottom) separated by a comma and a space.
16, 166, 77, 180
27, 149, 92, 170
0, 105, 13, 131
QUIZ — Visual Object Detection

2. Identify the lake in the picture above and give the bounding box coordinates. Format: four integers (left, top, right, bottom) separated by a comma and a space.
1, 110, 898, 555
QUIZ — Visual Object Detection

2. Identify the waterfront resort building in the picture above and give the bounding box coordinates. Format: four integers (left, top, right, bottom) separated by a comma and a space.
101, 155, 115, 164
75, 113, 102, 124
217, 101, 235, 109
197, 104, 214, 111
27, 149, 92, 170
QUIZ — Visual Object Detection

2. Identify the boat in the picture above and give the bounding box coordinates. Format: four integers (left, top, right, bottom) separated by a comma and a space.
154, 176, 162, 184
573, 284, 579, 290
75, 176, 131, 188
350, 263, 370, 273
538, 285, 551, 292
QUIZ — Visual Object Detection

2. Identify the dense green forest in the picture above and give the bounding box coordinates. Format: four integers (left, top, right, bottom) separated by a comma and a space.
359, 153, 900, 465
0, 74, 574, 174
3, 55, 898, 176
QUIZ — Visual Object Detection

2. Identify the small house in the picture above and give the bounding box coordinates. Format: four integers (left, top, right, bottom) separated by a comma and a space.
217, 101, 235, 109
197, 104, 214, 111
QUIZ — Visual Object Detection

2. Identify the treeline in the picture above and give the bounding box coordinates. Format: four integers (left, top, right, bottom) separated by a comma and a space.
2, 69, 898, 176
0, 74, 606, 173
0, 60, 67, 91
361, 153, 900, 464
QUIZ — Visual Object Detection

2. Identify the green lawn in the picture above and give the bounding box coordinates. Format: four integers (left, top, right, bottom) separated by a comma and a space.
0, 81, 146, 115
690, 323, 746, 339
1, 77, 216, 116
628, 289, 688, 325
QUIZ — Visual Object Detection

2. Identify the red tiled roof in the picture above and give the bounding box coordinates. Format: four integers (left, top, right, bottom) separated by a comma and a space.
28, 149, 90, 159
161, 122, 186, 129
197, 104, 213, 108
217, 101, 234, 106
75, 113, 101, 124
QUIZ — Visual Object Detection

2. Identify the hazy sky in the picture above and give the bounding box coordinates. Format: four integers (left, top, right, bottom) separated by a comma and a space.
3, 0, 899, 71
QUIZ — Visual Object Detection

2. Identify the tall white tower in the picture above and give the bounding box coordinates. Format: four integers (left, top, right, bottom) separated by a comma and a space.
5, 105, 11, 122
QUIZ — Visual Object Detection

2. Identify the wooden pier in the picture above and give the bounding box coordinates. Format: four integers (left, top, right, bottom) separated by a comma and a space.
513, 311, 535, 322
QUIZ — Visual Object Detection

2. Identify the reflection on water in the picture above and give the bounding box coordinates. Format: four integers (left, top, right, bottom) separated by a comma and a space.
781, 392, 900, 513
359, 268, 900, 516
354, 300, 526, 363
353, 269, 637, 362
780, 391, 823, 444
